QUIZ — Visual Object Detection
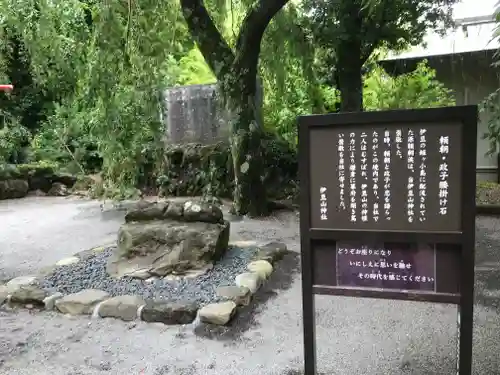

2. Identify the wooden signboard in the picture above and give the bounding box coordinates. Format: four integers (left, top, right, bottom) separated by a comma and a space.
298, 106, 477, 375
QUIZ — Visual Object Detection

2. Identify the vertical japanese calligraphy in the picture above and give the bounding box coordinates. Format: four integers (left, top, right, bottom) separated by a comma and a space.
419, 129, 428, 222
338, 133, 346, 211
407, 130, 415, 223
320, 186, 328, 221
439, 135, 450, 215
349, 133, 357, 222
372, 131, 380, 222
360, 132, 369, 222
383, 130, 392, 221
310, 123, 461, 231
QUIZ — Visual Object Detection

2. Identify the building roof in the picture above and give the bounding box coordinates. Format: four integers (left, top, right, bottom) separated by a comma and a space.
384, 13, 499, 61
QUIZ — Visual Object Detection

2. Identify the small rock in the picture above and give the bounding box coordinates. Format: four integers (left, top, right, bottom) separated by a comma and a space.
52, 172, 77, 188
0, 179, 29, 199
177, 264, 213, 278
98, 295, 145, 321
25, 304, 34, 309
55, 289, 110, 315
183, 201, 223, 224
6, 276, 38, 291
125, 201, 168, 223
47, 182, 69, 196
28, 189, 47, 197
55, 256, 80, 266
247, 260, 273, 280
10, 285, 47, 305
216, 286, 252, 306
254, 242, 288, 264
198, 301, 237, 325
43, 292, 64, 310
163, 275, 181, 282
92, 245, 109, 254
235, 272, 262, 294
229, 240, 259, 247
123, 268, 151, 280
140, 301, 198, 325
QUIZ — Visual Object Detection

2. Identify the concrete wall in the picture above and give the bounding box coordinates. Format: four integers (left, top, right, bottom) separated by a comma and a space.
426, 50, 500, 181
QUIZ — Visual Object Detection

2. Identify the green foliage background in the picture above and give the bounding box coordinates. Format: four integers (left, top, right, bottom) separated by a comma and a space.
0, 0, 457, 198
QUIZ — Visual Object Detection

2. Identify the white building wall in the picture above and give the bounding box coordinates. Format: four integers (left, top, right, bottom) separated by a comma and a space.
424, 52, 500, 181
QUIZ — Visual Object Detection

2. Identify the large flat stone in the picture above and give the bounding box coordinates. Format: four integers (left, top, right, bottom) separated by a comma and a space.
140, 301, 198, 325
98, 295, 145, 321
247, 260, 273, 280
254, 242, 288, 264
10, 285, 47, 305
107, 219, 230, 279
216, 286, 251, 306
235, 272, 262, 294
56, 256, 80, 266
198, 301, 237, 326
6, 276, 38, 291
55, 289, 110, 315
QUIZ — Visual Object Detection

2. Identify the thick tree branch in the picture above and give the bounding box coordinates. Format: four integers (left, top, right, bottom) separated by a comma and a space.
236, 0, 289, 52
234, 0, 290, 78
179, 0, 235, 79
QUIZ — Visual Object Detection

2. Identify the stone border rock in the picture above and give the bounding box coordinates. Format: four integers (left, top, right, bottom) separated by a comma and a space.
0, 241, 288, 327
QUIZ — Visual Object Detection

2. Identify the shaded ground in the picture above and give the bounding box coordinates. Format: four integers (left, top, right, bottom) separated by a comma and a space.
0, 197, 500, 374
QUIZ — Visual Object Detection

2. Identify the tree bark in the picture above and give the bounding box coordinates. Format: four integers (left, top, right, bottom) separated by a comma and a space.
333, 1, 365, 113
180, 0, 289, 216
337, 51, 364, 112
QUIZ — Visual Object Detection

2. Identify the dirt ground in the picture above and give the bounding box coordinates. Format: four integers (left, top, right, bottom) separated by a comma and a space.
1, 196, 500, 375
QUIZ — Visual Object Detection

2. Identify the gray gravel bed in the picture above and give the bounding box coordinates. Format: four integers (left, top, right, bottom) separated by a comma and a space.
38, 246, 257, 305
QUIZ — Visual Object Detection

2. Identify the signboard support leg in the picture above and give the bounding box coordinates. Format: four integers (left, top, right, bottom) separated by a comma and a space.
458, 290, 473, 375
302, 276, 316, 374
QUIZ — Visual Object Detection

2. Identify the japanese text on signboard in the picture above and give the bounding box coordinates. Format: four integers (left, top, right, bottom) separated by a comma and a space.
310, 124, 462, 231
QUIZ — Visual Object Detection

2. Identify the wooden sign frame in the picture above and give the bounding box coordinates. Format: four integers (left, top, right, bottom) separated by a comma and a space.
298, 106, 477, 375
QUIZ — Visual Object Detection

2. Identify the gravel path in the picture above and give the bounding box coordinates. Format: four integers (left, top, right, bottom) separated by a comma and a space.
1, 197, 500, 374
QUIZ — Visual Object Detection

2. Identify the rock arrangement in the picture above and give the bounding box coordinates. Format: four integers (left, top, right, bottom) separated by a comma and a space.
0, 163, 77, 200
107, 199, 231, 280
0, 241, 288, 326
0, 199, 288, 326
159, 135, 298, 200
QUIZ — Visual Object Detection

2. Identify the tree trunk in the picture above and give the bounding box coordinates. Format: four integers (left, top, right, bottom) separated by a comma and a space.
180, 0, 289, 216
334, 1, 364, 113
337, 47, 364, 112
226, 94, 268, 216
222, 44, 268, 216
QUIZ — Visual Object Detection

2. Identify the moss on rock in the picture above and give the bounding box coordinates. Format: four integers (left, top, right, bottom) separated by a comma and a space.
158, 133, 297, 200
0, 162, 77, 199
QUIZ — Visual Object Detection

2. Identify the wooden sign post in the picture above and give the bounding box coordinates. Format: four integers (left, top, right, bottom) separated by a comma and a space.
298, 106, 477, 375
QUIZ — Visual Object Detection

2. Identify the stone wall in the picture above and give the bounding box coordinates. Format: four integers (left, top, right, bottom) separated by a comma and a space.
158, 133, 298, 200
0, 164, 76, 200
